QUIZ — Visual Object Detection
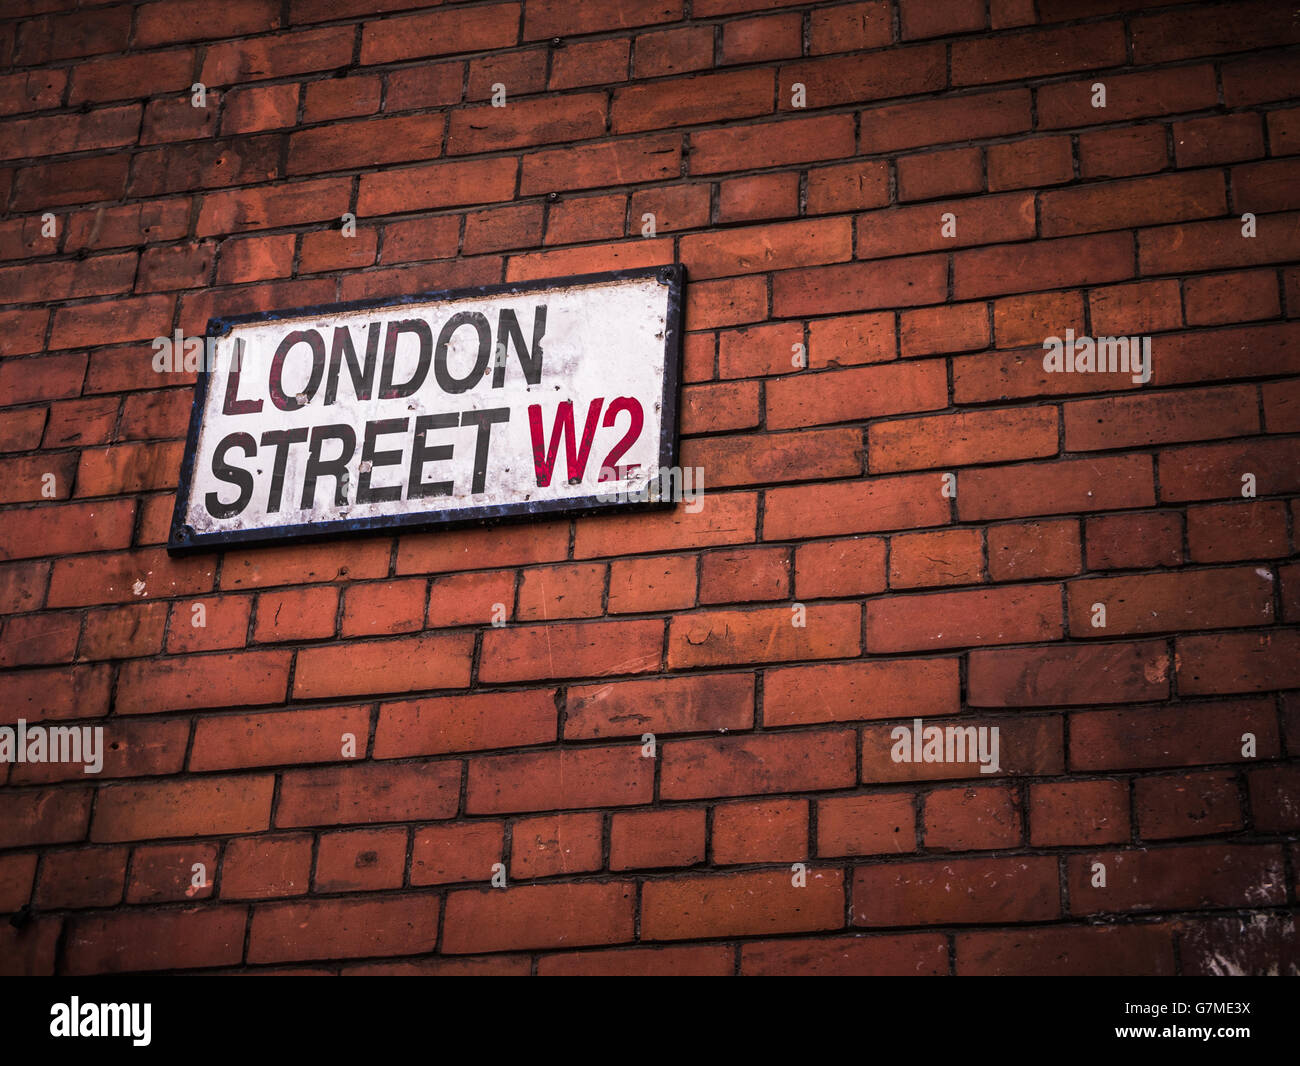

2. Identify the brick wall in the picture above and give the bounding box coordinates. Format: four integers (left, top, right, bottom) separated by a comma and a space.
1, 0, 1298, 976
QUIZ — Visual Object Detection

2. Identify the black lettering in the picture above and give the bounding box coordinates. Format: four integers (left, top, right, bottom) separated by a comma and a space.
268, 329, 325, 411
356, 417, 409, 504
259, 428, 309, 514
325, 322, 380, 404
407, 413, 457, 500
221, 338, 263, 416
492, 306, 546, 387
205, 432, 256, 518
460, 407, 510, 494
434, 311, 491, 395
379, 319, 432, 399
301, 423, 356, 510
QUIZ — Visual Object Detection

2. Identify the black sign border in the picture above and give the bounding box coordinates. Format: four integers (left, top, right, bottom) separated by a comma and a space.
166, 264, 685, 556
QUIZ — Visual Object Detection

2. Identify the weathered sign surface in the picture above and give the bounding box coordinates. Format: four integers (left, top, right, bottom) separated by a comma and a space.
168, 266, 684, 553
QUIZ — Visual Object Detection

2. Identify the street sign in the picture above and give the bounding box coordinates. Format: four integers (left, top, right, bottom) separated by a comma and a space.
168, 266, 684, 554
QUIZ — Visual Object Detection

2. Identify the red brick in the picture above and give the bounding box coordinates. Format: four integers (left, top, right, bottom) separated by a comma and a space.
302, 77, 380, 124
690, 114, 854, 176
1079, 125, 1168, 179
661, 729, 856, 800
1186, 501, 1289, 563
510, 811, 603, 878
66, 907, 245, 974
868, 583, 1062, 652
606, 553, 696, 613
0, 499, 135, 561
1068, 567, 1274, 637
1070, 698, 1279, 770
249, 895, 440, 963
959, 454, 1155, 521
816, 793, 915, 858
713, 798, 807, 864
988, 136, 1073, 191
0, 852, 37, 911
0, 666, 111, 728
1042, 171, 1225, 238
668, 603, 860, 668
970, 640, 1169, 707
898, 146, 983, 201
720, 12, 801, 64
1085, 511, 1183, 570
539, 944, 731, 976
35, 847, 127, 908
1175, 113, 1265, 167
900, 0, 984, 38
516, 562, 605, 620
78, 601, 168, 661
166, 595, 252, 653
190, 705, 370, 772
443, 881, 634, 953
315, 827, 408, 892
870, 407, 1056, 473
611, 69, 773, 134
957, 924, 1175, 976
1159, 438, 1300, 502
566, 673, 753, 740
859, 89, 1030, 153
520, 134, 680, 195
1129, 0, 1299, 64
550, 38, 630, 91
127, 842, 219, 903
1067, 844, 1284, 915
253, 585, 338, 643
634, 25, 713, 77
468, 745, 653, 814
782, 45, 945, 110
411, 821, 504, 885
93, 776, 274, 842
384, 62, 464, 111
765, 473, 948, 540
467, 47, 548, 102
1184, 269, 1281, 326
375, 690, 557, 757
766, 658, 959, 726
743, 933, 949, 975
809, 2, 891, 54
546, 193, 626, 244
890, 529, 983, 588
925, 785, 1022, 850
356, 158, 518, 218
610, 808, 706, 870
278, 761, 462, 827
643, 869, 844, 940
360, 5, 520, 63
987, 519, 1081, 581
1136, 770, 1243, 839
717, 171, 800, 223
448, 94, 605, 155
524, 0, 681, 40
854, 856, 1059, 925
294, 632, 473, 699
1037, 66, 1218, 130
481, 618, 661, 682
116, 649, 289, 715
1030, 780, 1130, 847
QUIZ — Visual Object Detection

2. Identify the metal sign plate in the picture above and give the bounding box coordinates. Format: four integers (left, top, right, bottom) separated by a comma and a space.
168, 265, 684, 554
